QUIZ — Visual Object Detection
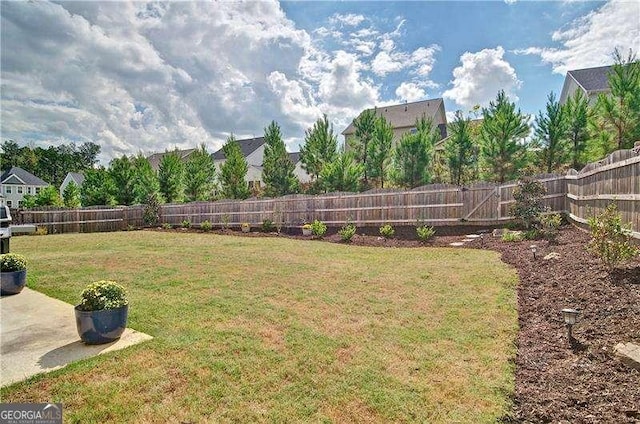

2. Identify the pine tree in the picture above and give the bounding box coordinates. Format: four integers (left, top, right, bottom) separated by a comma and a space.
184, 144, 215, 202
444, 110, 475, 185
300, 114, 338, 184
595, 49, 640, 150
367, 116, 393, 188
62, 180, 81, 208
320, 151, 363, 192
392, 115, 438, 188
479, 90, 530, 183
534, 92, 568, 173
131, 154, 161, 204
262, 121, 299, 197
563, 90, 590, 169
348, 108, 377, 186
108, 155, 135, 205
220, 135, 251, 199
158, 150, 185, 203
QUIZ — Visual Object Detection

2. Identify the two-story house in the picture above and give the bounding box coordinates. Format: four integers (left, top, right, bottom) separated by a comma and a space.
559, 65, 612, 106
342, 98, 448, 146
0, 167, 49, 208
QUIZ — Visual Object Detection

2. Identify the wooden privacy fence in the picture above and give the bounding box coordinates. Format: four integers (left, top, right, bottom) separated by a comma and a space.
16, 146, 640, 237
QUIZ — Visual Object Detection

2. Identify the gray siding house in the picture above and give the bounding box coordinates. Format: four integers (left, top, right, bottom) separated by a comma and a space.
342, 98, 448, 146
559, 65, 612, 105
0, 167, 49, 208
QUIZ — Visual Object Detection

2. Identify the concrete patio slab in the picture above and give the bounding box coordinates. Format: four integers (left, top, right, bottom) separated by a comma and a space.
1, 287, 152, 387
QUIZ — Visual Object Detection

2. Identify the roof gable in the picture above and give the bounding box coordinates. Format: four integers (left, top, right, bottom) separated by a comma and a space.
0, 167, 48, 186
567, 65, 612, 93
212, 137, 266, 160
342, 98, 446, 135
146, 148, 197, 170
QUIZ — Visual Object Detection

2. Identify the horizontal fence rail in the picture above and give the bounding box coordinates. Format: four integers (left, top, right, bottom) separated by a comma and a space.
13, 147, 640, 238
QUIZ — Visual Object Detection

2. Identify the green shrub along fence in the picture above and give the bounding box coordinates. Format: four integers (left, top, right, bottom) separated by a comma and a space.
15, 146, 640, 238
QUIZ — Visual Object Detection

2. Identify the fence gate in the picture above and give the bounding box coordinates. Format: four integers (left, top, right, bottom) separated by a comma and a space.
462, 184, 500, 222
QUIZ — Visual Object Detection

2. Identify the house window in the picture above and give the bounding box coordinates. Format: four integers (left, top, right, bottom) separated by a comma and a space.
6, 200, 12, 207
17, 186, 23, 194
5, 186, 11, 194
17, 200, 22, 207
35, 187, 41, 194
410, 128, 417, 134
27, 187, 33, 194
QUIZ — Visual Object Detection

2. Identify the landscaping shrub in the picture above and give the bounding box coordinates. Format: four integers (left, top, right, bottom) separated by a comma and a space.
587, 204, 639, 272
161, 223, 172, 230
201, 220, 213, 232
0, 253, 27, 272
524, 229, 540, 240
416, 225, 435, 242
181, 220, 191, 228
222, 214, 230, 229
311, 220, 327, 238
512, 179, 547, 229
540, 213, 562, 243
502, 231, 524, 242
33, 226, 48, 236
338, 223, 356, 242
379, 224, 395, 238
262, 219, 275, 232
143, 192, 161, 226
78, 281, 128, 311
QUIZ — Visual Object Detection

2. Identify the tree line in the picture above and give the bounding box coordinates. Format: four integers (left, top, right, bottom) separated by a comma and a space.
3, 49, 638, 208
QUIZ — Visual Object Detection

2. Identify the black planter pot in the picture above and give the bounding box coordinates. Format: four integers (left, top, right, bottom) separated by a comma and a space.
75, 304, 128, 344
1, 269, 27, 295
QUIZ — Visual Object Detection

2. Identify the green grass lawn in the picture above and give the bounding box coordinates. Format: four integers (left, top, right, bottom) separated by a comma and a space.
2, 231, 517, 423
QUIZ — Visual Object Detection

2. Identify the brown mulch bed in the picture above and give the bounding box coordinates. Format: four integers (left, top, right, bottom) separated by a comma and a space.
152, 225, 640, 422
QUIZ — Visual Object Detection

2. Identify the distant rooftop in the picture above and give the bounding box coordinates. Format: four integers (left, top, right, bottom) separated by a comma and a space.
212, 137, 265, 160
147, 148, 196, 170
67, 172, 85, 186
567, 65, 612, 93
1, 166, 48, 186
342, 98, 446, 135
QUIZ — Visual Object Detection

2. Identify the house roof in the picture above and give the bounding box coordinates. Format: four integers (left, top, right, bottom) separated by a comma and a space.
288, 152, 301, 164
0, 167, 48, 186
147, 148, 196, 170
342, 98, 446, 135
68, 172, 85, 186
212, 137, 265, 160
567, 65, 612, 93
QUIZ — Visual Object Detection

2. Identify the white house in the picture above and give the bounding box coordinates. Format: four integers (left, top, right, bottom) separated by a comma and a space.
60, 172, 85, 196
559, 65, 612, 106
211, 137, 310, 191
0, 167, 49, 208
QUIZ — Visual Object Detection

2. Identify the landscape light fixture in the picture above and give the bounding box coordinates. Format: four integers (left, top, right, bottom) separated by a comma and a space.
561, 308, 581, 340
530, 245, 538, 260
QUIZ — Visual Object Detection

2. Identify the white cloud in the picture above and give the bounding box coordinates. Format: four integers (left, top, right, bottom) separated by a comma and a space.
329, 13, 366, 27
395, 82, 426, 103
0, 1, 391, 161
371, 51, 405, 76
515, 1, 640, 73
443, 46, 521, 109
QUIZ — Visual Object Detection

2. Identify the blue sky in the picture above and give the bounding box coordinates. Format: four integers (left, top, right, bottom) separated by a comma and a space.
1, 1, 638, 163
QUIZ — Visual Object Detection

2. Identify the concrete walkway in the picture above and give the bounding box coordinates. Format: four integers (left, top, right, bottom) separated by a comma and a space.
1, 288, 152, 387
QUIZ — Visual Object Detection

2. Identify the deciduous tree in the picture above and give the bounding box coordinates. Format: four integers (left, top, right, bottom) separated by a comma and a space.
131, 154, 161, 204
158, 150, 184, 203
